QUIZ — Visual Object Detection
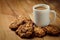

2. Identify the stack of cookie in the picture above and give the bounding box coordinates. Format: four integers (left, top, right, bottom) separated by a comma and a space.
9, 16, 60, 38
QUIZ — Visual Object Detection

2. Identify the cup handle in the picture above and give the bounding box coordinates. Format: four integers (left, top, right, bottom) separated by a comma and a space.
50, 10, 56, 23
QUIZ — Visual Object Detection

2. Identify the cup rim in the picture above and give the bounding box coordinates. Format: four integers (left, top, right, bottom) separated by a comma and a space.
33, 4, 50, 11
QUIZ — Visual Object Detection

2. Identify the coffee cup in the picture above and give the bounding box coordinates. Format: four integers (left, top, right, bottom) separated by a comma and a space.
29, 4, 56, 27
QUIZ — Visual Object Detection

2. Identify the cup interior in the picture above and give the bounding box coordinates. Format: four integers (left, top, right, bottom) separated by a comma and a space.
33, 4, 50, 11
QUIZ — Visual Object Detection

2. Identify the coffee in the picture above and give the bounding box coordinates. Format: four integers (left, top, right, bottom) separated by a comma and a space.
35, 6, 46, 10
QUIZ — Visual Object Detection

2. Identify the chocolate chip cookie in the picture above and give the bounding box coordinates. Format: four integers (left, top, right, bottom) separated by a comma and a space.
34, 26, 46, 37
45, 25, 60, 35
16, 20, 34, 38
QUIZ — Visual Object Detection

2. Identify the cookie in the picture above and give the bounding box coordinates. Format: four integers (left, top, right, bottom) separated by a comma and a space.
16, 20, 34, 38
9, 16, 30, 31
34, 26, 46, 37
45, 25, 60, 35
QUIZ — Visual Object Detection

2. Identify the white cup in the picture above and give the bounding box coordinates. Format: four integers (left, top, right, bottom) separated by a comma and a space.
30, 4, 56, 27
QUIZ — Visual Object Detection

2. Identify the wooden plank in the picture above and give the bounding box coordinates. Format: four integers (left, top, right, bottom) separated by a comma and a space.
0, 14, 21, 40
0, 0, 20, 40
44, 35, 60, 40
6, 0, 26, 17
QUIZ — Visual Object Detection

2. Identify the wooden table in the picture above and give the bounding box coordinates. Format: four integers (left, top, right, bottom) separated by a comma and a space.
0, 0, 60, 40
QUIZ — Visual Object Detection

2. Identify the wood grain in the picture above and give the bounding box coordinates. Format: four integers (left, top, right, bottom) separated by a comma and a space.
0, 0, 60, 40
